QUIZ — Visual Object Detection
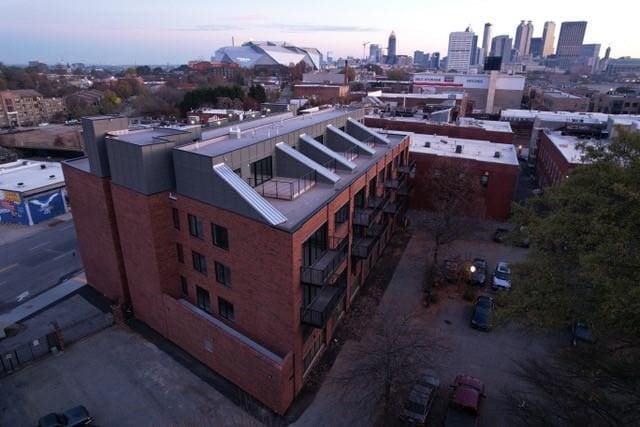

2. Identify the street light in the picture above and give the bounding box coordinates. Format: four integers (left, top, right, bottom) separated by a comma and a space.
470, 265, 477, 273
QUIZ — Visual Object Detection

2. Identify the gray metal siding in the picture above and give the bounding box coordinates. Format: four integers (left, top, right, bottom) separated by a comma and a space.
105, 138, 145, 193
82, 116, 128, 177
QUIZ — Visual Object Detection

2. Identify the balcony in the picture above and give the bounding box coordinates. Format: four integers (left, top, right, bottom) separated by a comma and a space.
353, 195, 386, 227
300, 236, 349, 286
384, 201, 403, 216
367, 221, 388, 238
352, 236, 378, 259
300, 285, 345, 328
397, 179, 414, 196
398, 160, 417, 175
384, 174, 407, 190
251, 171, 316, 201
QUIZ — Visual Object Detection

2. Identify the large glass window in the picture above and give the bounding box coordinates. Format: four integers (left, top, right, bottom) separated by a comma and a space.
172, 208, 180, 230
302, 223, 327, 267
334, 203, 349, 225
249, 156, 273, 187
368, 177, 377, 198
354, 188, 365, 209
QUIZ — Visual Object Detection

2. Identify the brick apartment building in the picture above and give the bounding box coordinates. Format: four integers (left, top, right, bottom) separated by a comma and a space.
0, 90, 65, 128
364, 116, 515, 145
406, 133, 519, 220
536, 130, 591, 187
62, 109, 412, 414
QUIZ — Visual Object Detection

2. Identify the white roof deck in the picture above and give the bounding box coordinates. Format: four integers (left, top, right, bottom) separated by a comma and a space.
544, 131, 595, 165
0, 160, 65, 195
458, 117, 513, 133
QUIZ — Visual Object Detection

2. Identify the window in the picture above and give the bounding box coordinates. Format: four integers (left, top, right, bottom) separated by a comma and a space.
192, 250, 207, 275
334, 203, 349, 225
188, 214, 204, 239
172, 208, 180, 230
196, 286, 212, 313
302, 223, 327, 267
218, 297, 235, 321
302, 284, 319, 307
176, 243, 184, 263
180, 275, 188, 296
354, 188, 365, 208
212, 224, 229, 250
249, 156, 273, 187
368, 177, 377, 198
215, 262, 231, 287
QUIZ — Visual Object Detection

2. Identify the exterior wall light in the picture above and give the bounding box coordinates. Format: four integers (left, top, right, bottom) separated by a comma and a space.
480, 171, 489, 187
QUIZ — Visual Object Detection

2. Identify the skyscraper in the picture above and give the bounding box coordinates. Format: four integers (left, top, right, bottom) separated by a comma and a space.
387, 31, 397, 65
541, 21, 556, 57
530, 38, 543, 57
490, 35, 513, 61
447, 27, 475, 72
514, 20, 533, 57
556, 21, 587, 56
369, 44, 381, 63
482, 23, 492, 56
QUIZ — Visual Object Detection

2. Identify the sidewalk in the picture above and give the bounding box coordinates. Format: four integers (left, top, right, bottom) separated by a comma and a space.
0, 271, 86, 329
0, 212, 73, 246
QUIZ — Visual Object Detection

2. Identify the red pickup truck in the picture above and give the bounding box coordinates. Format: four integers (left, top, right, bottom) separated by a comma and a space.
444, 375, 485, 427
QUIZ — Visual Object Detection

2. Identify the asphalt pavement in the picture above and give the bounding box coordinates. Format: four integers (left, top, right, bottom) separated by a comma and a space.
0, 222, 81, 314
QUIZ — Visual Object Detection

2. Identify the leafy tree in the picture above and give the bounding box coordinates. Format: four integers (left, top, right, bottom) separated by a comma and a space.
135, 65, 152, 75
386, 69, 409, 81
499, 129, 640, 426
365, 64, 383, 75
248, 85, 266, 104
100, 89, 123, 114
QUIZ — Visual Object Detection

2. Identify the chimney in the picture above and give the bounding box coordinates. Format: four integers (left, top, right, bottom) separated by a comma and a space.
344, 60, 348, 86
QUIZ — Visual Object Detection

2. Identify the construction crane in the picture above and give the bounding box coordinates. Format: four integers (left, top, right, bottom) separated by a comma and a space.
362, 41, 370, 61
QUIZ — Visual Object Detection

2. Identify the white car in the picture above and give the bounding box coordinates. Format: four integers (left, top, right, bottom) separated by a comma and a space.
492, 262, 511, 290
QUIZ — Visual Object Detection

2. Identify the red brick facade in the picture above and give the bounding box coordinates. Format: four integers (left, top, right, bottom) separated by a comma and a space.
536, 132, 574, 187
364, 117, 515, 145
409, 152, 519, 221
64, 136, 411, 415
293, 85, 349, 104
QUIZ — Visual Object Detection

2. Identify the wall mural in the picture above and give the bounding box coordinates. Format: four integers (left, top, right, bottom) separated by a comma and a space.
0, 190, 28, 225
27, 190, 66, 224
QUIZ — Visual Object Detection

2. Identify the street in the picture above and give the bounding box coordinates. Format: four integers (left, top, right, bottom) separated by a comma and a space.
0, 222, 80, 313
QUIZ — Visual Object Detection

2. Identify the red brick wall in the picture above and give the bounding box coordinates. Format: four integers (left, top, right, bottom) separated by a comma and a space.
536, 132, 573, 187
364, 117, 515, 145
62, 164, 129, 304
409, 152, 518, 221
293, 85, 349, 103
163, 295, 295, 414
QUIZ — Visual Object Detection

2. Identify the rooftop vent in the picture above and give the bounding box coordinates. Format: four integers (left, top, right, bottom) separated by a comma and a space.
455, 145, 463, 154
440, 139, 448, 144
229, 127, 242, 139
494, 151, 501, 158
17, 182, 24, 186
49, 174, 56, 179
424, 141, 431, 148
40, 164, 46, 169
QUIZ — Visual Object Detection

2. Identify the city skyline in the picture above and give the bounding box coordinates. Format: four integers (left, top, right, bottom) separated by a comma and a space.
1, 0, 638, 64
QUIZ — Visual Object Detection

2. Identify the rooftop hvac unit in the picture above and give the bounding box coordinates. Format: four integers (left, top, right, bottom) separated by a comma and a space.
455, 145, 463, 154
494, 151, 501, 158
440, 139, 448, 144
229, 127, 242, 139
424, 141, 431, 147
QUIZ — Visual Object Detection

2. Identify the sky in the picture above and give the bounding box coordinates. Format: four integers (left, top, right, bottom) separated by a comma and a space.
1, 0, 637, 65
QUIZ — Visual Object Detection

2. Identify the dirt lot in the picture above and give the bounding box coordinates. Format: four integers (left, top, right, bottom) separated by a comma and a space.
0, 327, 261, 427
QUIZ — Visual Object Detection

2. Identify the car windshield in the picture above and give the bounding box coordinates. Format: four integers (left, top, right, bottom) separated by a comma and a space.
495, 270, 510, 280
404, 400, 427, 414
477, 298, 492, 309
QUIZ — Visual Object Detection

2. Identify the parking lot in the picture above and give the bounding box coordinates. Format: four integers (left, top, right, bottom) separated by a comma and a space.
295, 213, 560, 426
0, 327, 261, 427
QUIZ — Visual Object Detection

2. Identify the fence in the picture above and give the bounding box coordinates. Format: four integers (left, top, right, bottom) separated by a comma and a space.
0, 311, 114, 378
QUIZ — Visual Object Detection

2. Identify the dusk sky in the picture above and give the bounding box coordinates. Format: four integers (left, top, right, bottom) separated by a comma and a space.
1, 0, 637, 65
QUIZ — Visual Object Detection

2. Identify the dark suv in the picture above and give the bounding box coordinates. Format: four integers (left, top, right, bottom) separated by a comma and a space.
399, 370, 440, 425
38, 405, 93, 427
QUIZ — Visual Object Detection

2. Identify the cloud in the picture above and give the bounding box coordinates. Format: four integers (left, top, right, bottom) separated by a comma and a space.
171, 24, 244, 32
276, 24, 381, 33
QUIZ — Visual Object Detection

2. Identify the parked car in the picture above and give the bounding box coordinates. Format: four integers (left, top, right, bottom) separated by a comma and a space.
491, 262, 512, 291
444, 375, 485, 427
471, 296, 495, 331
570, 321, 596, 346
468, 258, 488, 286
399, 370, 440, 425
38, 405, 93, 427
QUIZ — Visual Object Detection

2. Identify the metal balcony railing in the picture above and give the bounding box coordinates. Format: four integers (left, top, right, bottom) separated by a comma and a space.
398, 179, 414, 196
367, 221, 388, 238
352, 236, 378, 259
300, 285, 345, 328
398, 160, 417, 175
300, 235, 349, 286
250, 170, 316, 201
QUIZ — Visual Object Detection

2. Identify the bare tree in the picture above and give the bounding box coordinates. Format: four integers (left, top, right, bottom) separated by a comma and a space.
417, 158, 482, 296
330, 308, 438, 425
